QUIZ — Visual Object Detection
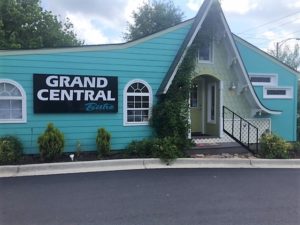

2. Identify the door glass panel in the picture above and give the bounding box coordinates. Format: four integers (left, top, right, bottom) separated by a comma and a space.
190, 84, 198, 107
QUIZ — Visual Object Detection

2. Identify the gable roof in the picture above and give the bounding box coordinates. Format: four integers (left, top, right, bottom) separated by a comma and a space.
156, 0, 214, 95
234, 34, 300, 78
157, 0, 281, 115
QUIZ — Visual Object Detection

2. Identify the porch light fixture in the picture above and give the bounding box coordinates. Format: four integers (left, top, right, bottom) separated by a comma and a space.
239, 85, 249, 94
229, 82, 236, 90
256, 110, 262, 116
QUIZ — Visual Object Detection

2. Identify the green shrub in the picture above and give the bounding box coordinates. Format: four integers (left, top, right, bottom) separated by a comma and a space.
260, 133, 292, 159
96, 128, 111, 157
38, 123, 64, 161
290, 142, 300, 158
126, 137, 182, 164
126, 139, 155, 158
0, 136, 23, 165
153, 137, 182, 164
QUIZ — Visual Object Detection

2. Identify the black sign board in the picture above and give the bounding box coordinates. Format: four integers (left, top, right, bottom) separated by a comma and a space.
33, 74, 118, 113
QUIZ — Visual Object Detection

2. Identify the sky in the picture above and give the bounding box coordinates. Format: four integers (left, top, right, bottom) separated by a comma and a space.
41, 0, 300, 51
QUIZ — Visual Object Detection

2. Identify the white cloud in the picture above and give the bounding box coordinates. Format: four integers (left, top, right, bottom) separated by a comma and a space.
41, 0, 300, 50
41, 0, 145, 44
221, 0, 258, 15
287, 0, 300, 8
187, 0, 258, 14
66, 13, 109, 44
262, 31, 276, 40
124, 0, 144, 24
187, 0, 204, 12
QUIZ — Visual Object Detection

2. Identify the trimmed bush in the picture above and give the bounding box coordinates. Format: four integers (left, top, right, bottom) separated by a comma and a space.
38, 123, 64, 161
126, 139, 156, 158
0, 136, 23, 165
153, 137, 182, 164
290, 142, 300, 158
126, 137, 182, 164
96, 128, 111, 157
260, 133, 292, 159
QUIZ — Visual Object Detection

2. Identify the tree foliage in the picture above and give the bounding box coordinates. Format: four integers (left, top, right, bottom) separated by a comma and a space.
151, 25, 211, 151
124, 0, 184, 41
268, 43, 300, 71
268, 43, 300, 140
151, 44, 198, 150
0, 0, 83, 49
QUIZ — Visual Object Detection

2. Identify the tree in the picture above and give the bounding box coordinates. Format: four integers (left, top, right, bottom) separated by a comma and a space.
268, 43, 300, 140
124, 0, 184, 41
268, 43, 300, 71
0, 0, 83, 49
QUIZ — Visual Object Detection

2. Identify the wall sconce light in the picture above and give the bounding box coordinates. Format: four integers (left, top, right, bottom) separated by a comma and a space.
229, 82, 236, 90
232, 57, 237, 65
239, 85, 249, 94
256, 110, 262, 116
192, 83, 198, 89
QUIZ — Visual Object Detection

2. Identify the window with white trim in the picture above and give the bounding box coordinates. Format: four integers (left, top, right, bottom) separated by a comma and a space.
263, 87, 293, 99
124, 80, 152, 126
198, 38, 213, 63
0, 79, 26, 123
249, 73, 277, 86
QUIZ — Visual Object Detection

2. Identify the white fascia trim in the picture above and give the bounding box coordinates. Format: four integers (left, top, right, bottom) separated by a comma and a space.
0, 20, 194, 56
162, 0, 214, 94
219, 13, 281, 115
0, 79, 27, 123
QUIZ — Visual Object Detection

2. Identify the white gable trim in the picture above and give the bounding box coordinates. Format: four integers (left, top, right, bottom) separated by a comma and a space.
219, 12, 281, 115
162, 0, 214, 94
162, 0, 280, 115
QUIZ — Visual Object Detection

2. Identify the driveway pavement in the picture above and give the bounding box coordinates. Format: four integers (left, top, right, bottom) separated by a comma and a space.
1, 169, 299, 225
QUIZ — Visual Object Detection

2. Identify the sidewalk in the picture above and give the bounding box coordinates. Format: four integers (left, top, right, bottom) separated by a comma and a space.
1, 158, 300, 178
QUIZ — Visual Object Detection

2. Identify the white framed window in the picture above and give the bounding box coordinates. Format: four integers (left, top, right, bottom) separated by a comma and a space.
0, 79, 27, 123
207, 82, 216, 123
198, 38, 213, 63
249, 73, 278, 86
123, 80, 152, 126
263, 87, 293, 99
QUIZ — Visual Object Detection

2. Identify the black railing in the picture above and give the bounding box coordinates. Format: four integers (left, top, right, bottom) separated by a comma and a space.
223, 106, 259, 154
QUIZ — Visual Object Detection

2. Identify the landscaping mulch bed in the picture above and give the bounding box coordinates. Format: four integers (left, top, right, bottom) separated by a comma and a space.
16, 151, 130, 165
2, 149, 300, 166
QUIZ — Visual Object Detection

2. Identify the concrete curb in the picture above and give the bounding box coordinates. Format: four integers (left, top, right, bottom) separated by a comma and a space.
0, 158, 300, 178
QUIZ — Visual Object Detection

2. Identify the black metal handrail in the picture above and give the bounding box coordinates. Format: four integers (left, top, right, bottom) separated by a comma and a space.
223, 106, 259, 154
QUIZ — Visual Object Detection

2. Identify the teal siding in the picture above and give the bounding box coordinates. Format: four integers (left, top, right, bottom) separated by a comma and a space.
0, 23, 192, 154
235, 39, 298, 141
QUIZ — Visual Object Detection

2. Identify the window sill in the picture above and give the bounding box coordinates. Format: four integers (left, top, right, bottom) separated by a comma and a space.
123, 122, 149, 127
198, 59, 213, 64
0, 119, 27, 124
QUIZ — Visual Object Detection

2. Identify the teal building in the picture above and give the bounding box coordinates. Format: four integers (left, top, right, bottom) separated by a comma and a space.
0, 0, 298, 154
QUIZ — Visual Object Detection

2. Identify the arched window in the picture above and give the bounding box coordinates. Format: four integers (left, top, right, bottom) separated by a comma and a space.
123, 80, 152, 126
0, 79, 26, 123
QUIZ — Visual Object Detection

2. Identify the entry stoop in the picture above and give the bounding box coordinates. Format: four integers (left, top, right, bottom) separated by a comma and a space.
187, 142, 249, 155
